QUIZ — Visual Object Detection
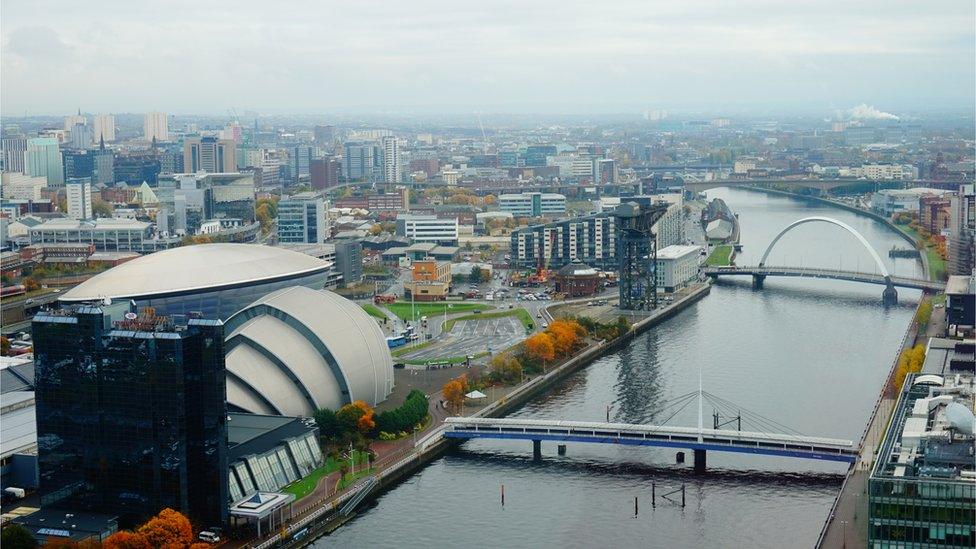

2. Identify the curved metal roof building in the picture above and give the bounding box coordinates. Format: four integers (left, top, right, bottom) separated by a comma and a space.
60, 243, 331, 320
224, 286, 395, 416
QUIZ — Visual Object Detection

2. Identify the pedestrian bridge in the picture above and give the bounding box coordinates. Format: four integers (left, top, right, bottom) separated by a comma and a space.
443, 417, 856, 471
703, 265, 945, 292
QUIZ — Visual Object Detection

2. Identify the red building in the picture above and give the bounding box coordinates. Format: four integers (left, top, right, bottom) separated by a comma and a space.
553, 263, 601, 297
310, 157, 340, 190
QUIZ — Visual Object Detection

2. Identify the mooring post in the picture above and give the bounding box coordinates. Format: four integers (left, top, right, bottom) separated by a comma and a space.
693, 449, 706, 474
651, 483, 656, 507
532, 439, 542, 461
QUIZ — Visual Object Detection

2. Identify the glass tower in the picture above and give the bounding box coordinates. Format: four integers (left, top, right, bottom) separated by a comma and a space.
33, 306, 228, 526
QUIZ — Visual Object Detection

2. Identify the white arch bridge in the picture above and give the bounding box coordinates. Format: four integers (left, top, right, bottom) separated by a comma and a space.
703, 216, 943, 303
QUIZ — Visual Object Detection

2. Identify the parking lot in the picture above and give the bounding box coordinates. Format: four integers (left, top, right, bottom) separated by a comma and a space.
400, 315, 526, 362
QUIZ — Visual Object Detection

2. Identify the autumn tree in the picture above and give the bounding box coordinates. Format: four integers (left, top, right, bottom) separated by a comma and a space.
103, 531, 151, 549
490, 352, 522, 384
525, 332, 556, 369
1, 523, 37, 549
137, 508, 193, 547
546, 320, 581, 357
1, 336, 10, 356
893, 344, 927, 390
22, 277, 40, 292
337, 400, 375, 434
442, 375, 469, 413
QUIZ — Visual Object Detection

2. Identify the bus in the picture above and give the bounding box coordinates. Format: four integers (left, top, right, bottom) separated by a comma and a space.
386, 335, 407, 349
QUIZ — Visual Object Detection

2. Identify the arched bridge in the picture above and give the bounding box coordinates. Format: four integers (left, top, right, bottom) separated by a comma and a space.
705, 216, 941, 303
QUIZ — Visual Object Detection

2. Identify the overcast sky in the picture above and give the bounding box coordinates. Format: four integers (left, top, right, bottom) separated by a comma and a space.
2, 0, 973, 116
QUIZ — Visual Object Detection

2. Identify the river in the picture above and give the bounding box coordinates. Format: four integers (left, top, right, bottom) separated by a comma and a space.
316, 188, 922, 548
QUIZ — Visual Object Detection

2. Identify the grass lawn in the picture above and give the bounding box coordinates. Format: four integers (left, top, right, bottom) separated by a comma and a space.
281, 450, 370, 500
704, 245, 733, 267
442, 308, 534, 332
391, 338, 436, 357
893, 224, 947, 281
337, 467, 376, 491
400, 351, 489, 365
360, 303, 387, 320
385, 301, 492, 321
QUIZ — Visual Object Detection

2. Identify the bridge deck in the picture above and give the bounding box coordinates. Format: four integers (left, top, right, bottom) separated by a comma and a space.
444, 418, 856, 463
703, 265, 944, 291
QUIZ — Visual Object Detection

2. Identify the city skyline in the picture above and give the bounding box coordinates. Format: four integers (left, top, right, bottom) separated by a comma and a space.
2, 0, 974, 115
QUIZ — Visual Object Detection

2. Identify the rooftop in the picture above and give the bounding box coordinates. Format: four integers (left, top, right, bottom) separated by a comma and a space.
657, 245, 702, 259
227, 412, 316, 462
946, 275, 975, 296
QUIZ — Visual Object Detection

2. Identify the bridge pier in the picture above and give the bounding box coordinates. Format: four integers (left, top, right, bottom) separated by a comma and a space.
882, 284, 898, 306
532, 439, 542, 462
693, 449, 706, 474
752, 274, 765, 289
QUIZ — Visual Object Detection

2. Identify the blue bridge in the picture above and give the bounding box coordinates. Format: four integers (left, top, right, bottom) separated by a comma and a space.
443, 417, 856, 472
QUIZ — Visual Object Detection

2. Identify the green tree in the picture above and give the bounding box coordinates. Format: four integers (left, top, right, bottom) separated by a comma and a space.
490, 352, 522, 384
1, 523, 37, 549
313, 408, 341, 438
92, 198, 114, 218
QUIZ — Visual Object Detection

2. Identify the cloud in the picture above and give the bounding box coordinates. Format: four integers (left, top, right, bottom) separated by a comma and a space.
848, 104, 900, 121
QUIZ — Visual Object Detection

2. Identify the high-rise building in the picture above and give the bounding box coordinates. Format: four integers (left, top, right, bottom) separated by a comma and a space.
382, 136, 401, 183
63, 114, 86, 132
2, 136, 28, 172
92, 114, 116, 142
67, 123, 94, 149
310, 156, 340, 190
62, 149, 95, 180
290, 146, 315, 183
498, 192, 566, 217
32, 305, 228, 525
395, 214, 459, 245
144, 111, 170, 141
93, 139, 115, 185
65, 178, 93, 220
510, 214, 618, 271
343, 142, 375, 181
334, 240, 362, 285
25, 137, 65, 186
277, 192, 330, 244
948, 184, 975, 276
183, 136, 237, 173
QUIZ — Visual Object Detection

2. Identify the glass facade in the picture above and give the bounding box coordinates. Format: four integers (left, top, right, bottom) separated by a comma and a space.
33, 308, 228, 526
868, 376, 976, 548
228, 432, 323, 502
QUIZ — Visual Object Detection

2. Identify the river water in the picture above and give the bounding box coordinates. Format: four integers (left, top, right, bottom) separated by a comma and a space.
317, 188, 922, 548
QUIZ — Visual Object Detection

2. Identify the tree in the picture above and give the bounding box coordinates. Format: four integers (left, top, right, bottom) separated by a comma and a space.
490, 352, 522, 384
916, 300, 934, 329
525, 332, 556, 368
92, 198, 114, 218
442, 375, 469, 413
1, 523, 37, 549
368, 224, 383, 236
1, 336, 10, 356
337, 400, 375, 435
546, 320, 580, 357
137, 508, 193, 548
103, 531, 152, 549
483, 194, 497, 205
313, 408, 341, 438
22, 277, 40, 292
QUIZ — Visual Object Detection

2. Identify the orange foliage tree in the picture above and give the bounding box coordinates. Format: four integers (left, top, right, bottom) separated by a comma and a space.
103, 531, 151, 549
137, 508, 193, 548
546, 320, 583, 357
525, 332, 556, 369
337, 400, 376, 434
442, 374, 469, 413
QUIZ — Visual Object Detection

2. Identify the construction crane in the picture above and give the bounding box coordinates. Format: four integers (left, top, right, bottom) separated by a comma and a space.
476, 111, 489, 155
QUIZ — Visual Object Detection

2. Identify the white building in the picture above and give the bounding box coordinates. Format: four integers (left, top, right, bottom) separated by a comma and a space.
92, 114, 116, 142
382, 136, 401, 183
396, 214, 459, 245
547, 154, 596, 179
655, 245, 701, 292
65, 179, 93, 220
498, 192, 567, 217
871, 188, 950, 216
278, 192, 331, 244
650, 193, 684, 249
441, 169, 462, 185
733, 157, 760, 174
855, 164, 918, 181
143, 111, 169, 141
1, 172, 46, 201
64, 114, 86, 131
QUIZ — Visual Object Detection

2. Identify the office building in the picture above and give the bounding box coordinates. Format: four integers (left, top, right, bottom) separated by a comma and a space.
335, 188, 409, 212
650, 193, 685, 249
498, 192, 567, 217
405, 259, 452, 301
597, 158, 617, 184
25, 137, 65, 186
92, 114, 115, 142
93, 143, 115, 185
143, 111, 169, 141
524, 145, 557, 167
655, 245, 700, 292
948, 184, 975, 276
2, 136, 28, 172
63, 149, 95, 180
919, 195, 952, 235
63, 114, 86, 131
227, 413, 322, 504
277, 192, 330, 244
510, 213, 618, 271
65, 178, 93, 220
113, 151, 160, 185
396, 214, 459, 245
872, 188, 951, 216
944, 275, 974, 336
29, 218, 157, 251
33, 305, 228, 525
156, 173, 256, 234
310, 156, 340, 189
344, 142, 375, 181
1, 172, 46, 201
382, 136, 401, 183
868, 372, 975, 548
184, 136, 238, 173
334, 240, 362, 285
290, 146, 315, 183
